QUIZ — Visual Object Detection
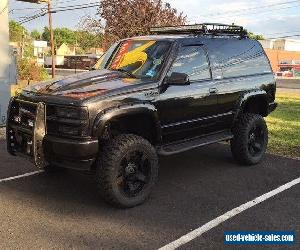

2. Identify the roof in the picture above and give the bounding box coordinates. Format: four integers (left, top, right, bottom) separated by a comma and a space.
124, 34, 245, 42
123, 34, 190, 41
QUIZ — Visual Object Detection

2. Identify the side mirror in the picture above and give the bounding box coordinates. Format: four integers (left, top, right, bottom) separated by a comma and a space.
166, 72, 190, 85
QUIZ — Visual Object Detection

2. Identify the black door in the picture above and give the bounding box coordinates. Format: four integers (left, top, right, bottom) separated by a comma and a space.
157, 45, 220, 143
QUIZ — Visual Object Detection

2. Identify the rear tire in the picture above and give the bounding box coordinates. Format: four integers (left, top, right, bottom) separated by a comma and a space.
96, 134, 159, 208
231, 113, 268, 165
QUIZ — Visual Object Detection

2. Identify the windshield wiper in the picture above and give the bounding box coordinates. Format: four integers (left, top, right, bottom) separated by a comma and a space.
112, 68, 137, 79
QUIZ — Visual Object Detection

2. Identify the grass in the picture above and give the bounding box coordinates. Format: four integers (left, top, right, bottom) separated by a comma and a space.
266, 91, 300, 158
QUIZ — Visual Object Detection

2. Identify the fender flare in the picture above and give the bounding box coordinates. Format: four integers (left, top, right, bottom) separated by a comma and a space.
234, 89, 268, 120
92, 103, 162, 143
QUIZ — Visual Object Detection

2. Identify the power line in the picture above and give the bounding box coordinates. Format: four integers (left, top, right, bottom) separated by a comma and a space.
18, 10, 47, 24
17, 2, 97, 19
196, 3, 300, 22
53, 0, 88, 5
18, 2, 100, 24
9, 6, 44, 12
201, 0, 300, 18
267, 34, 300, 39
51, 2, 99, 11
11, 1, 98, 15
52, 4, 100, 12
264, 30, 300, 36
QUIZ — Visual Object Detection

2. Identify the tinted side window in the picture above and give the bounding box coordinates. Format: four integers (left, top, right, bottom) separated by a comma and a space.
168, 46, 211, 81
207, 39, 272, 79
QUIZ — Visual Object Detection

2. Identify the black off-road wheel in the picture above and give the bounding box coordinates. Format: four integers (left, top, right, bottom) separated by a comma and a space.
96, 134, 159, 208
231, 113, 268, 165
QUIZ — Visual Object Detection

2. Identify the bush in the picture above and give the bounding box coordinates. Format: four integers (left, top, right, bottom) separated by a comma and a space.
18, 58, 49, 82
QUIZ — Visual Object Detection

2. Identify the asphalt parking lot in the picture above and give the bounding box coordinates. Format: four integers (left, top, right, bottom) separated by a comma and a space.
0, 131, 299, 249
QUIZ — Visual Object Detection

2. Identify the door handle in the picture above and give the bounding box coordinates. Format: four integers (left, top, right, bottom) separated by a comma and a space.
209, 88, 218, 94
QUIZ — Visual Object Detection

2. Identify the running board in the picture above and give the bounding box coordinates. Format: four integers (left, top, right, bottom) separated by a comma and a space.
157, 130, 233, 156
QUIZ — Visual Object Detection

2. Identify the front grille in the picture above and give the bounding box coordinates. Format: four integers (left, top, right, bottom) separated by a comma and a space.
7, 99, 38, 156
8, 98, 89, 142
7, 98, 47, 168
11, 101, 36, 131
45, 105, 58, 135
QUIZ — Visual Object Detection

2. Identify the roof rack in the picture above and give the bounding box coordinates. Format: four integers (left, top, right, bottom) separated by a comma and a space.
150, 23, 248, 38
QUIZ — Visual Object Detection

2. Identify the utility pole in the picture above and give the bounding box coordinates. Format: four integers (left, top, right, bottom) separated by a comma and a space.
17, 1, 55, 77
47, 0, 55, 78
21, 29, 25, 58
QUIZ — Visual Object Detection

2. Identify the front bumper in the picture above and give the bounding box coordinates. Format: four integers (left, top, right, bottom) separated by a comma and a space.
43, 136, 99, 170
7, 97, 99, 171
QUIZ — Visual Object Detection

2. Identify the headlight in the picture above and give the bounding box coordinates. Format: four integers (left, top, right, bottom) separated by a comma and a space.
46, 106, 89, 137
56, 107, 88, 120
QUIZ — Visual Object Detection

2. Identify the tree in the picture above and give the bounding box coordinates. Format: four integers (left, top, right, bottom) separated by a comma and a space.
42, 27, 77, 47
75, 30, 103, 52
41, 26, 103, 53
9, 21, 33, 57
248, 32, 264, 40
18, 58, 49, 82
81, 0, 186, 49
31, 30, 41, 40
41, 26, 50, 42
9, 20, 27, 42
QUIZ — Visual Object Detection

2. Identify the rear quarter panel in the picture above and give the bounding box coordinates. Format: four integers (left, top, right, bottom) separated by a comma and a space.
202, 37, 275, 127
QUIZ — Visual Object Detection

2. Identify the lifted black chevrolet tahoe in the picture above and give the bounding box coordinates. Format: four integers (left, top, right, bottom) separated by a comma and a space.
7, 24, 277, 208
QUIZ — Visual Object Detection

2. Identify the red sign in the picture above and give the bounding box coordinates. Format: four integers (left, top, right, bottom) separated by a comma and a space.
110, 40, 132, 69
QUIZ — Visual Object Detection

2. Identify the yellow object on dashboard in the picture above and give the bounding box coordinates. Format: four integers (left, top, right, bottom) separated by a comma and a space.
117, 41, 156, 72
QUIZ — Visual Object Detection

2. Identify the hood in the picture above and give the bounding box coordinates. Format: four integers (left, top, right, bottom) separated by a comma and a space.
23, 69, 150, 100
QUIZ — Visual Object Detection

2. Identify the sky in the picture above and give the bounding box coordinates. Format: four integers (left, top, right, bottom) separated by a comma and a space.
8, 0, 300, 39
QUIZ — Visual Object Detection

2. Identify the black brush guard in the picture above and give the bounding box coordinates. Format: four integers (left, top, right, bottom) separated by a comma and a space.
7, 98, 47, 169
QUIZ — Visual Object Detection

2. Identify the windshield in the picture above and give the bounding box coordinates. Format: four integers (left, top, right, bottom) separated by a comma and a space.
94, 40, 171, 79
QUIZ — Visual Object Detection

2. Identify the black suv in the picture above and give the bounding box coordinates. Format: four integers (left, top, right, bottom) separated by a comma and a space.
7, 24, 277, 208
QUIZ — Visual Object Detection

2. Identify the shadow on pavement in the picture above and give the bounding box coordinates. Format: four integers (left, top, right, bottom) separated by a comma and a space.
0, 143, 299, 249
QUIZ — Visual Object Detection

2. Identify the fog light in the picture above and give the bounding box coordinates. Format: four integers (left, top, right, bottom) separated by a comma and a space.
14, 115, 21, 123
28, 120, 34, 127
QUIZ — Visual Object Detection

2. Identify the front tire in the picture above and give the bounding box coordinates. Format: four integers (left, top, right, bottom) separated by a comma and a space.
231, 113, 268, 165
96, 134, 159, 208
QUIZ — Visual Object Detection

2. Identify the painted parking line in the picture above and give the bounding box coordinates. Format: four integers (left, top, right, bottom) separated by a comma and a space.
0, 170, 44, 184
159, 176, 300, 250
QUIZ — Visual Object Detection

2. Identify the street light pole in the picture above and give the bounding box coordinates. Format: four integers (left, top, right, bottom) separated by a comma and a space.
47, 0, 55, 78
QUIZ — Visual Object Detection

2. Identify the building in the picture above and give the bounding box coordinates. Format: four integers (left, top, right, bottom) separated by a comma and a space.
260, 39, 300, 77
273, 39, 300, 51
56, 43, 76, 56
87, 47, 104, 56
260, 39, 300, 52
33, 40, 48, 65
45, 43, 76, 67
259, 39, 275, 49
264, 49, 300, 77
0, 0, 17, 126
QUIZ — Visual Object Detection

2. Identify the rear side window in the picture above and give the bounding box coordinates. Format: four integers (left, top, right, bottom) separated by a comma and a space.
168, 46, 211, 82
207, 39, 272, 79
